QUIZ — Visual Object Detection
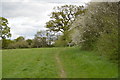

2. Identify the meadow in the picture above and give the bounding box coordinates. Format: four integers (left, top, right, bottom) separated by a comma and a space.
2, 47, 118, 78
0, 50, 2, 79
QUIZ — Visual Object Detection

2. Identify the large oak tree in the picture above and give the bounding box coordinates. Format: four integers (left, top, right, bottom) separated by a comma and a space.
46, 5, 85, 33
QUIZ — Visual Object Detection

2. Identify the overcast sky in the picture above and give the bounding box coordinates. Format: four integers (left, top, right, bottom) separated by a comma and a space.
1, 0, 92, 39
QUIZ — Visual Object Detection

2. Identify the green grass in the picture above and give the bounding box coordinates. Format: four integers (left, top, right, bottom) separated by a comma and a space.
2, 48, 59, 78
59, 47, 118, 78
0, 50, 2, 79
2, 47, 118, 78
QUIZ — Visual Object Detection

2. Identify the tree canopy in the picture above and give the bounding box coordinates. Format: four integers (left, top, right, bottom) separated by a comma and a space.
0, 17, 11, 39
46, 5, 85, 33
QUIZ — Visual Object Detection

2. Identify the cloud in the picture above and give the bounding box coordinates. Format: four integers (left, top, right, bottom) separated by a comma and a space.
2, 0, 91, 3
1, 0, 89, 39
1, 2, 58, 39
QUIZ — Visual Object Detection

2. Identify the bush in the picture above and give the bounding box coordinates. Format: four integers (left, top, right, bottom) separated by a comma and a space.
54, 31, 72, 47
96, 31, 118, 62
8, 41, 29, 49
54, 35, 68, 47
2, 39, 13, 49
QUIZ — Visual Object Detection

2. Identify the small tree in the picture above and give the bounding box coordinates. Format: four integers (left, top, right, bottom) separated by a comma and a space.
15, 36, 25, 42
26, 39, 33, 47
0, 17, 12, 49
0, 17, 11, 39
33, 31, 48, 48
46, 30, 58, 46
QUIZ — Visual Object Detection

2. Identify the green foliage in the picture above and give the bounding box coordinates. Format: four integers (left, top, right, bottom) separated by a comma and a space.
15, 36, 25, 42
71, 2, 118, 62
0, 17, 11, 39
26, 39, 33, 47
2, 39, 13, 49
94, 2, 118, 62
54, 35, 68, 47
80, 30, 98, 50
33, 37, 47, 48
46, 5, 85, 47
8, 41, 29, 49
96, 31, 118, 62
82, 2, 118, 50
0, 40, 1, 49
33, 31, 48, 48
54, 31, 72, 47
6, 36, 29, 49
46, 5, 85, 33
46, 30, 57, 46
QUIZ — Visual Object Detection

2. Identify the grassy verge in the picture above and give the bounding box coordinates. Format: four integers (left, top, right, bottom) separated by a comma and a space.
59, 47, 118, 78
0, 50, 2, 79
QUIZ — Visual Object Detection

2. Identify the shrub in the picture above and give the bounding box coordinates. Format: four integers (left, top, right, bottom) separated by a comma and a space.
8, 41, 29, 49
96, 31, 118, 62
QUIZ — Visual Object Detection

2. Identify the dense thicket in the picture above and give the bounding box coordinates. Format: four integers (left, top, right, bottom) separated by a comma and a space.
71, 2, 118, 62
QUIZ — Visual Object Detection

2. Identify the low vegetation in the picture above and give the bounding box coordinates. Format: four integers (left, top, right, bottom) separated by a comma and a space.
0, 50, 2, 78
2, 47, 118, 78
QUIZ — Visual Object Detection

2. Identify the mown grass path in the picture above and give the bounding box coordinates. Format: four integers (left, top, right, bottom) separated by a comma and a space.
55, 51, 66, 78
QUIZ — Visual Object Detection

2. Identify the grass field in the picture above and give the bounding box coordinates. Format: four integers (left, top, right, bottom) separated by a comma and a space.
2, 47, 118, 78
0, 50, 2, 79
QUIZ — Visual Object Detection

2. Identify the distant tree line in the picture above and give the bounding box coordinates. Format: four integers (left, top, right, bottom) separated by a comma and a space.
1, 30, 57, 49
